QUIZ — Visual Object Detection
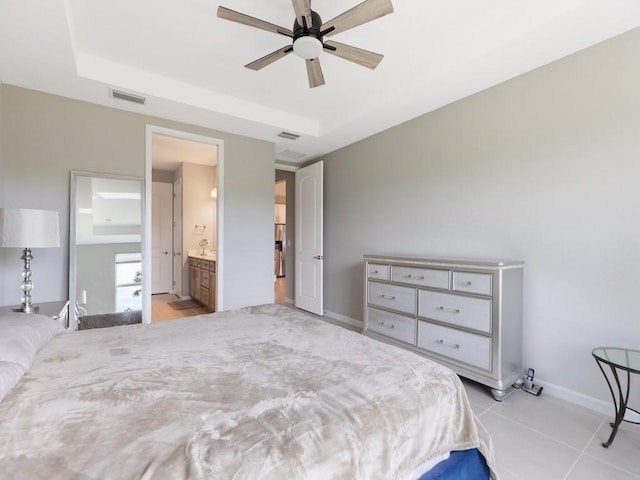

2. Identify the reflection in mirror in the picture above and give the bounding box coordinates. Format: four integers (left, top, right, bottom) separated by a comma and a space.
70, 172, 144, 330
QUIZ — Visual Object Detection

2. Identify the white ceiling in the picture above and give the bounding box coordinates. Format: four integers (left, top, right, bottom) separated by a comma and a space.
1, 1, 639, 165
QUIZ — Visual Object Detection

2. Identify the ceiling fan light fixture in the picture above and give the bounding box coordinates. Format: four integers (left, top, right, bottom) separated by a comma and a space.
293, 36, 323, 59
217, 0, 394, 87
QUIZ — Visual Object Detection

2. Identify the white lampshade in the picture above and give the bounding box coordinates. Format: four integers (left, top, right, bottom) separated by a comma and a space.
0, 208, 60, 248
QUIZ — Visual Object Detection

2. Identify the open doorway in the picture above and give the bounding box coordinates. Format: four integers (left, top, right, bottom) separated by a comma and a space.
274, 169, 295, 305
145, 126, 223, 322
274, 179, 286, 304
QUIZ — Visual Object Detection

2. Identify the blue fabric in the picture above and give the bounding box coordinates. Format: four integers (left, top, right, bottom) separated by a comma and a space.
417, 449, 490, 480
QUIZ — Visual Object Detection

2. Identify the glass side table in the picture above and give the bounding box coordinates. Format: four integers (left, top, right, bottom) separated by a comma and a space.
592, 347, 640, 448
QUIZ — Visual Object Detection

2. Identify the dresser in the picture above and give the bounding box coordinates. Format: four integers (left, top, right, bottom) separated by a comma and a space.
363, 255, 524, 401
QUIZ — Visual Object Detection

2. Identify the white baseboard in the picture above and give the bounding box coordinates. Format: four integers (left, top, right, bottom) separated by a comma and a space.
323, 309, 362, 330
535, 379, 613, 417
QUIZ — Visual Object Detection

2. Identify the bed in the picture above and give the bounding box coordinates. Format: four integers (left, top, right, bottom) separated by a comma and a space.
0, 304, 496, 479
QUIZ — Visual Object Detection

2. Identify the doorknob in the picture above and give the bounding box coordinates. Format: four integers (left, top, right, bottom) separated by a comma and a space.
162, 251, 169, 255
313, 255, 323, 260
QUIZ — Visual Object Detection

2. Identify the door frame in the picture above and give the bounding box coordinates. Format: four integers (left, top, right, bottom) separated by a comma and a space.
144, 125, 225, 323
173, 177, 183, 298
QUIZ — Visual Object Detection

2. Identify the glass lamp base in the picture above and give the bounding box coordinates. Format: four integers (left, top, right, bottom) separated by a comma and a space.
12, 304, 40, 313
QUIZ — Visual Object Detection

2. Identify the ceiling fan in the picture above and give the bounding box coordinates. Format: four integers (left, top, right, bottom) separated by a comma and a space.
217, 0, 394, 88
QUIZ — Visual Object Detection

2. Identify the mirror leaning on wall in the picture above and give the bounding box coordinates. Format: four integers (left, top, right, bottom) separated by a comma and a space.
69, 171, 144, 331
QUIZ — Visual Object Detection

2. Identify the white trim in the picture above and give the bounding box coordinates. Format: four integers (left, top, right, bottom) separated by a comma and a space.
145, 125, 225, 321
534, 379, 612, 417
275, 163, 300, 172
324, 309, 363, 330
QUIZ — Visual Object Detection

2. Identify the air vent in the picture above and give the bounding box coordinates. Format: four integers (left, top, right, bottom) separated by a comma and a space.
110, 89, 146, 105
278, 149, 307, 161
277, 131, 300, 140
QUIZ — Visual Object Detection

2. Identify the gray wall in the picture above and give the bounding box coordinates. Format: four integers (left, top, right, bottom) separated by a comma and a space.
222, 136, 275, 309
0, 85, 274, 311
152, 169, 174, 184
319, 28, 640, 407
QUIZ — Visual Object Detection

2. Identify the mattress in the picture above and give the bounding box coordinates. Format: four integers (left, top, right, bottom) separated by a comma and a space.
0, 304, 496, 479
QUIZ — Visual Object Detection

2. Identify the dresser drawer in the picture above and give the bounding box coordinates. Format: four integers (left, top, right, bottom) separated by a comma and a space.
198, 259, 210, 270
418, 290, 491, 333
453, 271, 492, 296
367, 307, 416, 345
418, 321, 491, 371
368, 282, 416, 315
201, 271, 210, 288
367, 263, 390, 280
391, 266, 449, 289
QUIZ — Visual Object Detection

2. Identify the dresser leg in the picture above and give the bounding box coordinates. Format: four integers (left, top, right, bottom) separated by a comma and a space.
491, 388, 507, 402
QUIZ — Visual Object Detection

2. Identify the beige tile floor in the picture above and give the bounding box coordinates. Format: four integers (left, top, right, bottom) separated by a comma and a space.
463, 379, 640, 479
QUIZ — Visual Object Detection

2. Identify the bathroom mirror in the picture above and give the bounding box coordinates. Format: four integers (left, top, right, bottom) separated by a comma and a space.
69, 171, 145, 330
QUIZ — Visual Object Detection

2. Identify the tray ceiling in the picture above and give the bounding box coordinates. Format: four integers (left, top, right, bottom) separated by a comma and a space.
1, 0, 639, 164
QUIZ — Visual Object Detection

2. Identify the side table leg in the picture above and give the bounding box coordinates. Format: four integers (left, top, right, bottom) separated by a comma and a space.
600, 365, 629, 448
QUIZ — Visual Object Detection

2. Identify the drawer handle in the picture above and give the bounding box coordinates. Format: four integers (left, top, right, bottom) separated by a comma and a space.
377, 320, 395, 329
462, 281, 472, 286
380, 294, 396, 300
372, 270, 379, 274
436, 339, 460, 349
407, 274, 425, 280
438, 305, 460, 313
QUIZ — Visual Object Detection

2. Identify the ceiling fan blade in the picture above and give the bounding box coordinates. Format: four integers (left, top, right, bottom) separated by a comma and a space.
217, 6, 293, 37
321, 0, 393, 37
306, 58, 325, 88
323, 40, 383, 69
245, 46, 293, 71
291, 0, 312, 29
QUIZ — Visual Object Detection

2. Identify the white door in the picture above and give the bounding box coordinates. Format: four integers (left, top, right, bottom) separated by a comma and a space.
152, 182, 173, 294
173, 178, 183, 297
295, 161, 323, 315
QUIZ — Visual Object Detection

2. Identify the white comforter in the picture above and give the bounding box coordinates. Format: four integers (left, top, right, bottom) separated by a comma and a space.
0, 304, 495, 479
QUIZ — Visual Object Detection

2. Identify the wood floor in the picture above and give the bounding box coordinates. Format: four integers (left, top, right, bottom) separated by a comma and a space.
152, 277, 287, 322
275, 277, 286, 304
151, 294, 211, 322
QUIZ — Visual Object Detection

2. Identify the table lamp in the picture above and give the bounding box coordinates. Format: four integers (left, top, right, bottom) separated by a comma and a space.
0, 208, 60, 313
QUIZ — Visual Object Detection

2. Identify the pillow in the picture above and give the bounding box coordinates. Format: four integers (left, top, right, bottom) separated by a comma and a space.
0, 312, 64, 371
0, 361, 25, 403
